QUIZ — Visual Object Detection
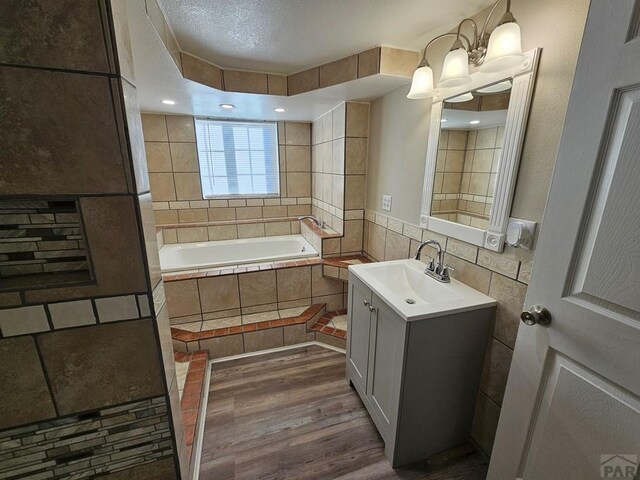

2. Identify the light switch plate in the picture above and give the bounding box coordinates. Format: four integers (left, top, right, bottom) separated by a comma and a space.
382, 195, 392, 211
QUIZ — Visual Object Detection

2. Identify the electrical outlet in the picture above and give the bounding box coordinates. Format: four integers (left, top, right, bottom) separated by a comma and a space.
382, 195, 392, 211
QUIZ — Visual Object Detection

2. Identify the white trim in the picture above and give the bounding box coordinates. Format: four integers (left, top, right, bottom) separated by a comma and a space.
209, 341, 346, 364
420, 48, 541, 252
189, 360, 211, 480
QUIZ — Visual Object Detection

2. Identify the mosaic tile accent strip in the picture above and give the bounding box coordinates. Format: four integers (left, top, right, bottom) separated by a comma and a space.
0, 396, 174, 479
0, 200, 89, 279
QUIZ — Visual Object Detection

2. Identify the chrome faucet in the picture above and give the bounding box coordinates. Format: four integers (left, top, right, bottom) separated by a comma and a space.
414, 240, 453, 283
298, 215, 326, 229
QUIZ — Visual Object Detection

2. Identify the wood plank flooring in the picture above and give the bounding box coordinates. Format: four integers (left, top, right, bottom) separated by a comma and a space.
199, 345, 488, 480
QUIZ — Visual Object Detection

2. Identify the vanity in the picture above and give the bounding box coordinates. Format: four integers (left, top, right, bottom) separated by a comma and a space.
346, 259, 496, 467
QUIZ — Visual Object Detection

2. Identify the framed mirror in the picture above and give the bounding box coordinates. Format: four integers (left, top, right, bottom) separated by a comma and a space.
420, 48, 540, 252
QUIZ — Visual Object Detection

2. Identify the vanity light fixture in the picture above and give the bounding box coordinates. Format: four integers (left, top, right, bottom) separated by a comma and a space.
274, 107, 286, 113
162, 99, 176, 105
220, 103, 235, 110
407, 0, 525, 99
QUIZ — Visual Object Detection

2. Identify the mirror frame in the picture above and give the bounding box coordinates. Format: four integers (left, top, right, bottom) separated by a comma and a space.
420, 48, 541, 252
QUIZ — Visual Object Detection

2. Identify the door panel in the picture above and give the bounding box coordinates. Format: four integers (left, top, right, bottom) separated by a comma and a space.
522, 353, 640, 479
347, 278, 372, 391
368, 296, 405, 428
489, 1, 640, 478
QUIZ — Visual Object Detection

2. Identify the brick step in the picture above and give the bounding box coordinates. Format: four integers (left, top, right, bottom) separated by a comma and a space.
310, 309, 348, 339
322, 255, 371, 282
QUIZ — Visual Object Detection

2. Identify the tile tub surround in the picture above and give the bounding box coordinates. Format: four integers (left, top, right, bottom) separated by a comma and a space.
0, 2, 184, 478
311, 102, 369, 237
0, 396, 175, 480
362, 209, 531, 457
142, 114, 312, 229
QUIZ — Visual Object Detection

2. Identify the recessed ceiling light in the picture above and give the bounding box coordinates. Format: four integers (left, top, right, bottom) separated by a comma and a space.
161, 99, 175, 105
440, 118, 448, 123
220, 104, 235, 110
469, 120, 480, 125
274, 108, 286, 113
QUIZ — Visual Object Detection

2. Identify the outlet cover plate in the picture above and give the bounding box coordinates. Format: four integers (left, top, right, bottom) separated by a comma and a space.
382, 195, 392, 211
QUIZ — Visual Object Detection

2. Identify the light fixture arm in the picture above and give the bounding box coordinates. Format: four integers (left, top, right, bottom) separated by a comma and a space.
479, 0, 514, 42
417, 32, 472, 68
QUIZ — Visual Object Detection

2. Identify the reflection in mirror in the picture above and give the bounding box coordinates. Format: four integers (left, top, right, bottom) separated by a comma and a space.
431, 83, 511, 229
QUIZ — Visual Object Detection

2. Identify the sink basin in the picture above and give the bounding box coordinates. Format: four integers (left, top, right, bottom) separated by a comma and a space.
349, 259, 496, 321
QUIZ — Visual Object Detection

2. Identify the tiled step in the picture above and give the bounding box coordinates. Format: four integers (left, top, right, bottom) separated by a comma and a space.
311, 309, 347, 349
173, 350, 208, 472
322, 255, 372, 282
171, 304, 326, 353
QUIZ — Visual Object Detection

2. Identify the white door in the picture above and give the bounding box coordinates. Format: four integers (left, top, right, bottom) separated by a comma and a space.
488, 2, 640, 479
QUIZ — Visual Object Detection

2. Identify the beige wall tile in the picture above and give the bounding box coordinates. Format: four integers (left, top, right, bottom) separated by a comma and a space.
313, 293, 345, 312
471, 392, 500, 456
319, 55, 358, 88
176, 226, 208, 243
345, 175, 366, 209
178, 209, 208, 223
443, 253, 492, 294
174, 172, 202, 200
379, 47, 419, 77
285, 145, 311, 172
341, 220, 363, 253
448, 130, 468, 150
170, 142, 198, 172
0, 337, 56, 430
265, 221, 291, 236
480, 339, 513, 407
263, 206, 287, 218
145, 142, 172, 172
208, 225, 238, 240
165, 280, 201, 318
236, 206, 263, 220
0, 306, 49, 336
358, 47, 381, 78
267, 74, 288, 96
489, 273, 527, 349
166, 115, 195, 143
285, 123, 311, 146
200, 334, 243, 359
518, 259, 533, 284
332, 138, 345, 175
154, 209, 178, 225
277, 266, 311, 302
367, 221, 387, 261
239, 271, 277, 307
384, 230, 411, 261
38, 319, 165, 415
237, 223, 265, 238
284, 324, 315, 345
346, 103, 369, 138
142, 114, 168, 142
199, 276, 240, 313
181, 53, 223, 90
95, 295, 138, 323
244, 328, 284, 353
332, 103, 346, 139
287, 68, 319, 95
345, 138, 367, 174
478, 249, 520, 279
311, 265, 343, 297
149, 172, 176, 201
223, 70, 268, 94
208, 207, 236, 221
287, 172, 311, 197
446, 238, 478, 263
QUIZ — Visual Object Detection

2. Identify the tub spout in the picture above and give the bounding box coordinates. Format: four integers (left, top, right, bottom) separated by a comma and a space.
298, 215, 326, 229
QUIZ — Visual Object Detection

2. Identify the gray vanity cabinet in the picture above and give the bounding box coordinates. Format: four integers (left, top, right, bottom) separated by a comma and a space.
346, 273, 494, 468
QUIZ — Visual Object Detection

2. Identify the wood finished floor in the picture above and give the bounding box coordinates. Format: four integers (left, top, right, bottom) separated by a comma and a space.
199, 345, 488, 480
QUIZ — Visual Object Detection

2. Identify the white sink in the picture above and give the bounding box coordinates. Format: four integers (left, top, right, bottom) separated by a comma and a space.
349, 259, 496, 321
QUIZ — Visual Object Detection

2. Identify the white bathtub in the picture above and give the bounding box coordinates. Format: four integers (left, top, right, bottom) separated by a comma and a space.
159, 234, 318, 272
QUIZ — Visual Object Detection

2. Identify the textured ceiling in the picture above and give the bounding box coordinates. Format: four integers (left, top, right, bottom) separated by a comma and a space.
158, 0, 496, 74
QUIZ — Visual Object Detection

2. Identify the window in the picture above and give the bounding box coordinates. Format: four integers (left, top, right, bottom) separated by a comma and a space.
195, 118, 280, 198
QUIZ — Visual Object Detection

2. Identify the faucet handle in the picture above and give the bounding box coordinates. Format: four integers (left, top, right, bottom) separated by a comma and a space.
441, 264, 454, 279
424, 256, 435, 272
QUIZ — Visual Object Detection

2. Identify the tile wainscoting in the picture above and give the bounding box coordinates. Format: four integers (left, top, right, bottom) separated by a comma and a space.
362, 209, 532, 457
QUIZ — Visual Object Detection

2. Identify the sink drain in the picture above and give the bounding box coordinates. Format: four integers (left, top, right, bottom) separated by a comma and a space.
405, 298, 416, 304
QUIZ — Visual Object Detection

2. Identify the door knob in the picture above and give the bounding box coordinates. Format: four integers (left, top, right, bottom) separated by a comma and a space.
520, 305, 552, 326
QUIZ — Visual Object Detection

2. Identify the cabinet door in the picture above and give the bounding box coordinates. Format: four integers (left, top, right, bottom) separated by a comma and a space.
347, 277, 372, 392
366, 294, 406, 435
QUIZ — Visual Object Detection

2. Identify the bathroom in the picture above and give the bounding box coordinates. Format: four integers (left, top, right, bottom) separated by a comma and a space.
0, 0, 638, 479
